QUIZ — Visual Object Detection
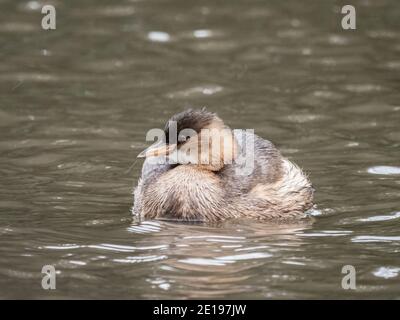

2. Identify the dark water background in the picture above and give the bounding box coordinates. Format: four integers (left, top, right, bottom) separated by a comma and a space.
0, 0, 399, 298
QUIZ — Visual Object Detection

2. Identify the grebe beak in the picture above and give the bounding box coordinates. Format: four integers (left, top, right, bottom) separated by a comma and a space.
137, 140, 177, 158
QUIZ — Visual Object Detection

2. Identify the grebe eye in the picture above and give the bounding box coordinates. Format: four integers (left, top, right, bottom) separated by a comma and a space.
179, 135, 191, 141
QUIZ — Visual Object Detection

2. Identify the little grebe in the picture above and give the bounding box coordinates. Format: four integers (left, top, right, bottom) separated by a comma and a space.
133, 109, 314, 222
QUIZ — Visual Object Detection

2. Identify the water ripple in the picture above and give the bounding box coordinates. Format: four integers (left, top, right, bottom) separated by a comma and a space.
367, 166, 400, 175
358, 211, 400, 222
166, 85, 224, 98
373, 267, 400, 279
114, 255, 167, 264
147, 31, 171, 42
298, 230, 353, 237
127, 221, 162, 234
351, 236, 400, 243
217, 252, 273, 262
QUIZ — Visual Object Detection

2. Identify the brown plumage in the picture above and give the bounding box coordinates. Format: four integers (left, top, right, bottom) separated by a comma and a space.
133, 109, 314, 222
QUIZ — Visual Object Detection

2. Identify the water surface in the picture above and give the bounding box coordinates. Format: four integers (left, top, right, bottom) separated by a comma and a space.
0, 0, 400, 299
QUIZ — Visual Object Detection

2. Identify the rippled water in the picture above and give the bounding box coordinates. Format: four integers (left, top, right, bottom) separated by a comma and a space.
1, 0, 400, 299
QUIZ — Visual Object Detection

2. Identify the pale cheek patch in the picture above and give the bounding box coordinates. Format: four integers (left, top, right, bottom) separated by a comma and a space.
198, 126, 238, 166
172, 117, 239, 171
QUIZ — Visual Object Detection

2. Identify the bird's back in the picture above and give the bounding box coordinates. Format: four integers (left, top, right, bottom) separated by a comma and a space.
218, 130, 284, 197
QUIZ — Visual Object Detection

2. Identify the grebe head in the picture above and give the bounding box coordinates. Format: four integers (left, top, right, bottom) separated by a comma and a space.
138, 108, 238, 171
